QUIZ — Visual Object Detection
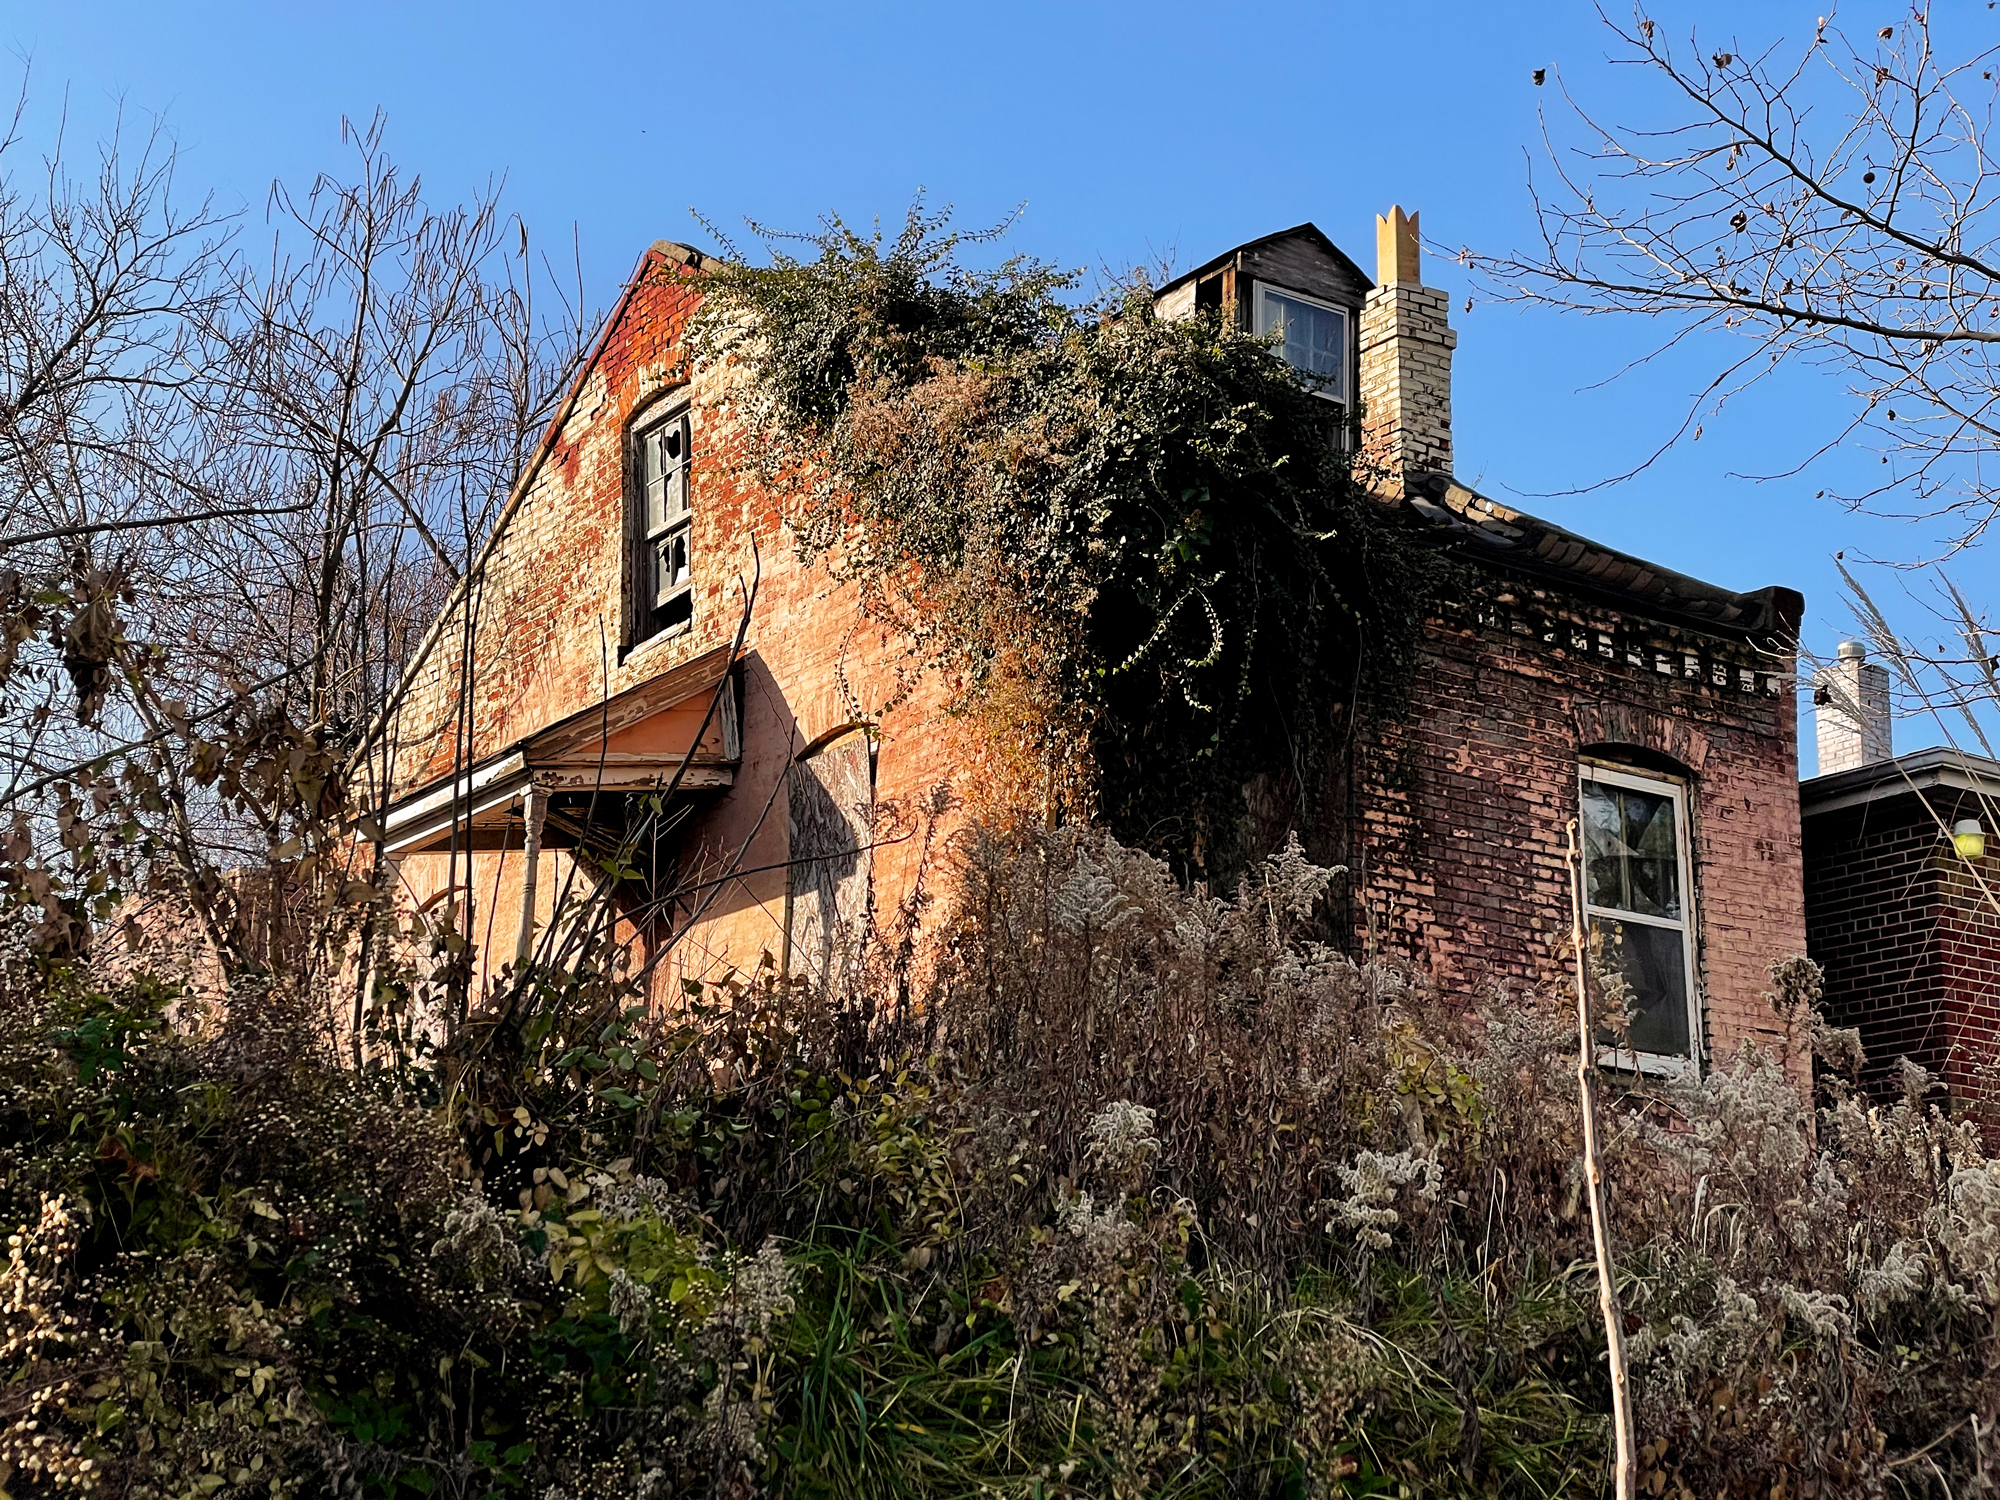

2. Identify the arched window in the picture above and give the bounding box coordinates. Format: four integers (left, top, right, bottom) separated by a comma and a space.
1579, 757, 1700, 1077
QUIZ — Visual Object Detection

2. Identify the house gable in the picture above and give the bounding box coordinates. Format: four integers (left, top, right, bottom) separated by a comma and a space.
373, 237, 976, 998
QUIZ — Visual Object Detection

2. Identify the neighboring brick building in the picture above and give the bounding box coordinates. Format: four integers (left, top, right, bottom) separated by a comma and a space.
1800, 682, 2000, 1137
378, 208, 1813, 1078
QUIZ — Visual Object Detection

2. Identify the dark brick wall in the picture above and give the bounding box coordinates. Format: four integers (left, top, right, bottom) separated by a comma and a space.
1803, 800, 1946, 1085
1942, 857, 2000, 1134
1805, 789, 2000, 1141
1357, 578, 1807, 1068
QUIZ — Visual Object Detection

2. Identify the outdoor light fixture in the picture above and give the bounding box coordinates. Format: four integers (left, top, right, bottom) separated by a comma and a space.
1953, 818, 1987, 860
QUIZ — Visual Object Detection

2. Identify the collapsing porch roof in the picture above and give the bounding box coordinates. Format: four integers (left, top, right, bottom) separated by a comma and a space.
381, 643, 740, 857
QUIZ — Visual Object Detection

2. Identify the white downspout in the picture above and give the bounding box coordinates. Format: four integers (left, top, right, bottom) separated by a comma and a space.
515, 785, 547, 967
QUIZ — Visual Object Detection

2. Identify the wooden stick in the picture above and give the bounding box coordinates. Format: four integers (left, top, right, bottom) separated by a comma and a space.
1569, 817, 1637, 1500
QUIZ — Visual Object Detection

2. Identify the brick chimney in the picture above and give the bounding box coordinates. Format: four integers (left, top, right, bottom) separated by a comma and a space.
1814, 640, 1892, 773
1358, 206, 1457, 498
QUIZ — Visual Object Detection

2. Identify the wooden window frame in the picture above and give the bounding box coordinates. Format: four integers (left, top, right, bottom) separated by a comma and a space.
628, 401, 694, 650
1579, 759, 1703, 1080
1252, 281, 1351, 407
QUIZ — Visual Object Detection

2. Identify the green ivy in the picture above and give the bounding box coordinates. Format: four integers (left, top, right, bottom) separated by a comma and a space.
690, 200, 1447, 883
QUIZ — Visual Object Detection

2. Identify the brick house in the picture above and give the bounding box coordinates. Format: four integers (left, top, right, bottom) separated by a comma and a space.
375, 240, 971, 1001
1801, 648, 2000, 1134
376, 208, 1811, 1076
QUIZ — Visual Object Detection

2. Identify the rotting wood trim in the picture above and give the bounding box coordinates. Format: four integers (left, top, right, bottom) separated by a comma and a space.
382, 645, 740, 855
524, 643, 737, 761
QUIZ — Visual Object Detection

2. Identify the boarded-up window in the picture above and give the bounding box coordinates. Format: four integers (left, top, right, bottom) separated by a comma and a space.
784, 728, 874, 986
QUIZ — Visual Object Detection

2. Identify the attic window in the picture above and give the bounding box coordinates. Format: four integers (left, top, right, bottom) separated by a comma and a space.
1580, 762, 1701, 1078
632, 407, 693, 643
1253, 283, 1348, 402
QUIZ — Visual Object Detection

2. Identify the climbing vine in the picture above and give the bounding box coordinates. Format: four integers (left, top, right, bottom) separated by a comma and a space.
691, 201, 1445, 882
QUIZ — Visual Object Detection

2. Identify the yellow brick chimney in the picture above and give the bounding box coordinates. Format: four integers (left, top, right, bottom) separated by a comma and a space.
1358, 205, 1457, 498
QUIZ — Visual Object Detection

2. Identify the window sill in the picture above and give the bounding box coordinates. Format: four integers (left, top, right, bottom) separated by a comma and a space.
620, 615, 696, 669
1595, 1044, 1699, 1082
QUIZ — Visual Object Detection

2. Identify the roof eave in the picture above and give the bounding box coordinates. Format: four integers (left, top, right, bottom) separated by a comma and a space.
1408, 472, 1802, 642
1800, 745, 2000, 816
1154, 221, 1371, 303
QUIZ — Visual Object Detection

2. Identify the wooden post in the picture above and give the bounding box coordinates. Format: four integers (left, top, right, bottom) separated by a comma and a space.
515, 784, 547, 967
1569, 818, 1637, 1500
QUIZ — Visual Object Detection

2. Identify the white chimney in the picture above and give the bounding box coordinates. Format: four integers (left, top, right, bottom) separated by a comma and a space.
1814, 640, 1892, 773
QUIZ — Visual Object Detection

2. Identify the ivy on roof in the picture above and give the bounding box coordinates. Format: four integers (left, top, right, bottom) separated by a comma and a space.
689, 200, 1445, 882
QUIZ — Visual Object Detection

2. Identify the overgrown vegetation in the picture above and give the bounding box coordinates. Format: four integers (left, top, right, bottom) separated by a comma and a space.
4, 87, 1997, 1500
11, 830, 2000, 1499
690, 203, 1444, 881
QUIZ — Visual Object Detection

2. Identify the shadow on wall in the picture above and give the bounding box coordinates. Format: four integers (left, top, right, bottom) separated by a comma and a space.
632, 653, 877, 991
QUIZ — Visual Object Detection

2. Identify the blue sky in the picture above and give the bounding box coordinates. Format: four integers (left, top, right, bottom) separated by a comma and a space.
8, 0, 1966, 772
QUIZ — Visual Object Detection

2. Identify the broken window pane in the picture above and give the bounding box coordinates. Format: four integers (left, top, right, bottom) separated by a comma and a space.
655, 530, 689, 605
1581, 768, 1695, 1066
1591, 916, 1692, 1059
632, 409, 694, 644
1581, 780, 1680, 920
663, 422, 687, 516
1581, 780, 1626, 909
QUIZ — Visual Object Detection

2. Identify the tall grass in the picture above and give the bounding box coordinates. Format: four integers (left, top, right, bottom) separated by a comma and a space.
7, 825, 1999, 1497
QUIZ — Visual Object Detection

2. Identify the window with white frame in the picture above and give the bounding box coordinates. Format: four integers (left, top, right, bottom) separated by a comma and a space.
632, 406, 693, 643
1252, 283, 1348, 404
1579, 762, 1701, 1075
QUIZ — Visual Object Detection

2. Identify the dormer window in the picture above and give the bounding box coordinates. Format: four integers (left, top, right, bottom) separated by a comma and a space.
1253, 283, 1348, 403
632, 406, 693, 644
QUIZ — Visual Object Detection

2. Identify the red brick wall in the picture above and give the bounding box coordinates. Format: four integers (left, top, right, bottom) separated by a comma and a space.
1804, 791, 2000, 1139
382, 245, 1817, 1063
1357, 581, 1808, 1068
382, 251, 975, 998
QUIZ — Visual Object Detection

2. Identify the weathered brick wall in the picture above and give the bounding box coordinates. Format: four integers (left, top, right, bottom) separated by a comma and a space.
379, 243, 1818, 1063
1357, 281, 1455, 492
1357, 577, 1807, 1067
382, 250, 974, 998
1804, 792, 2000, 1140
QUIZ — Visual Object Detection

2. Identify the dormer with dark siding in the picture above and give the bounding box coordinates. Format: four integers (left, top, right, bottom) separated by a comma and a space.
1155, 221, 1371, 321
1155, 223, 1371, 420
